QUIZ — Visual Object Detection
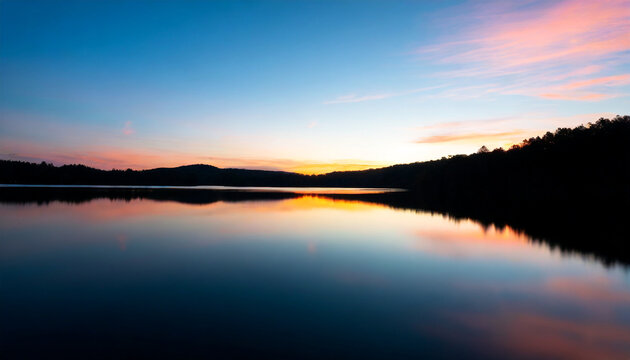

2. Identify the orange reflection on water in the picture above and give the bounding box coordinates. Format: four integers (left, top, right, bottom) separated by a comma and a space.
0, 194, 557, 263
273, 195, 378, 212
2, 192, 630, 360
412, 219, 557, 263
544, 275, 630, 304
0, 198, 212, 225
440, 265, 630, 360
454, 310, 630, 360
0, 193, 587, 269
246, 187, 401, 194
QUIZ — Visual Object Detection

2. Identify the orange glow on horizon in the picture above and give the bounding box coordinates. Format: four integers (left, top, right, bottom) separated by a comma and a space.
288, 162, 385, 175
0, 139, 391, 174
2, 112, 620, 174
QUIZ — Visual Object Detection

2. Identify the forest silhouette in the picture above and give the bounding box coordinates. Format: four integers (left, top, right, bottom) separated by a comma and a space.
2, 115, 628, 266
0, 186, 627, 267
2, 116, 628, 197
2, 116, 627, 189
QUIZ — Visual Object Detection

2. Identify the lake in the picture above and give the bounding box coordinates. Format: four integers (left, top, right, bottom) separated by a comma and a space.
1, 187, 629, 359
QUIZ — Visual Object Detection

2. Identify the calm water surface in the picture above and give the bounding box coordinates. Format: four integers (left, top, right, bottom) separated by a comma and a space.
1, 191, 629, 359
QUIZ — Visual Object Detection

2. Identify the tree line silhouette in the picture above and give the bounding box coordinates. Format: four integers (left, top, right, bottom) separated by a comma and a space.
1, 186, 627, 267
2, 116, 628, 198
1, 115, 628, 265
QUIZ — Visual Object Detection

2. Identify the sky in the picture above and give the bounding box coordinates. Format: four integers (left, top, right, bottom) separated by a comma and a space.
1, 0, 629, 174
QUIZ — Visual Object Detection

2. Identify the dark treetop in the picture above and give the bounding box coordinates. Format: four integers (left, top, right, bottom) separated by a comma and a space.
2, 115, 629, 266
2, 116, 629, 196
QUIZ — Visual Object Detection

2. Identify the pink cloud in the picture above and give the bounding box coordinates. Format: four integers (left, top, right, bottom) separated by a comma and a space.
421, 0, 630, 101
538, 92, 617, 101
443, 0, 630, 68
412, 112, 616, 149
534, 74, 630, 100
415, 130, 527, 144
562, 65, 603, 78
561, 74, 630, 90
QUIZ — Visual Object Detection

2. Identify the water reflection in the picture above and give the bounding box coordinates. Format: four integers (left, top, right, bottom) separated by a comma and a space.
1, 186, 626, 266
1, 188, 629, 359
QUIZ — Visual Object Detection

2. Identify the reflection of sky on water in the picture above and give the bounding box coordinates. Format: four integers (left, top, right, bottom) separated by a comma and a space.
1, 196, 629, 359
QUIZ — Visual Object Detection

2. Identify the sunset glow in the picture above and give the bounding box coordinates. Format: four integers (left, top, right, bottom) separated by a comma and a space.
2, 3, 629, 357
1, 0, 629, 171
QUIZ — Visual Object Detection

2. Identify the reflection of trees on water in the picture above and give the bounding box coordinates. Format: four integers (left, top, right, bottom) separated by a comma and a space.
1, 186, 627, 268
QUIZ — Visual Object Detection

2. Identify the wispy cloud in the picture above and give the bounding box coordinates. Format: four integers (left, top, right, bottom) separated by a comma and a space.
324, 86, 444, 104
560, 74, 630, 90
324, 93, 395, 104
536, 74, 630, 100
412, 112, 616, 148
415, 131, 527, 144
420, 0, 630, 101
429, 0, 630, 70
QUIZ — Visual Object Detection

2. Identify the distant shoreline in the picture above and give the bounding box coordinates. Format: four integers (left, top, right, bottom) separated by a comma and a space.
1, 184, 628, 267
0, 184, 404, 195
2, 117, 628, 200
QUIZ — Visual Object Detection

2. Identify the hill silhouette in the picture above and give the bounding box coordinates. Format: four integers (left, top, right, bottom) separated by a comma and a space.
1, 186, 628, 267
2, 115, 628, 265
2, 115, 628, 195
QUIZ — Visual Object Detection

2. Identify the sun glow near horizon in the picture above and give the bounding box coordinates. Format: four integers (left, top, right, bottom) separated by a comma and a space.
0, 0, 628, 172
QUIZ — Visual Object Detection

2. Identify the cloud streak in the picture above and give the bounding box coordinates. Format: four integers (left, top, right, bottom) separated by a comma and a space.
415, 131, 527, 144
412, 112, 616, 148
537, 74, 630, 100
324, 93, 395, 104
421, 0, 630, 101
324, 86, 444, 104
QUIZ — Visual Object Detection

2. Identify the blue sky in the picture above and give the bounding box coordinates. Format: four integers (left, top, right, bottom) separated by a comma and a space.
1, 0, 629, 172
